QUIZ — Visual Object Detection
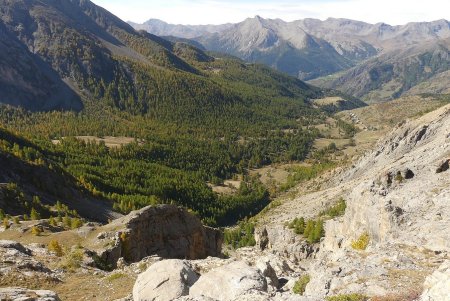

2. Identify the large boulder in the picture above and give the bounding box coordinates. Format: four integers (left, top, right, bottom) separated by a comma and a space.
255, 258, 279, 289
93, 205, 223, 267
189, 261, 267, 300
133, 259, 199, 301
0, 288, 61, 301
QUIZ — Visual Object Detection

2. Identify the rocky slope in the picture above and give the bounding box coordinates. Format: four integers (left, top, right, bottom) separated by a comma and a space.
309, 38, 450, 102
252, 104, 450, 299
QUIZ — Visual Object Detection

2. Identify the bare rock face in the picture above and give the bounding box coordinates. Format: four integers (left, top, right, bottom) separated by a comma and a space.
421, 260, 450, 301
93, 205, 223, 267
0, 240, 59, 286
133, 259, 199, 301
189, 261, 268, 300
255, 258, 280, 289
0, 288, 61, 301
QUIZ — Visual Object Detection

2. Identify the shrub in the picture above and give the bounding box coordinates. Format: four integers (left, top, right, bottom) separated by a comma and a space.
31, 225, 42, 236
13, 216, 20, 224
309, 219, 324, 244
395, 171, 404, 183
288, 217, 306, 234
320, 198, 346, 218
289, 217, 325, 243
120, 232, 131, 261
351, 232, 370, 250
63, 215, 71, 228
2, 218, 10, 229
61, 248, 84, 271
49, 216, 57, 226
106, 273, 125, 281
48, 239, 64, 257
224, 220, 256, 249
293, 274, 310, 295
326, 293, 368, 301
71, 217, 83, 229
30, 208, 41, 220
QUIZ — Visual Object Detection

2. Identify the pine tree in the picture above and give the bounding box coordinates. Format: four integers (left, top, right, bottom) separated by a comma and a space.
30, 208, 41, 220
49, 216, 57, 226
303, 220, 315, 239
3, 218, 9, 229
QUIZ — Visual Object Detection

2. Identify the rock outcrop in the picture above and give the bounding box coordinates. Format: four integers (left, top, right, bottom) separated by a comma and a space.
421, 260, 450, 301
93, 205, 222, 267
133, 259, 199, 301
0, 288, 61, 301
189, 261, 268, 300
0, 240, 59, 287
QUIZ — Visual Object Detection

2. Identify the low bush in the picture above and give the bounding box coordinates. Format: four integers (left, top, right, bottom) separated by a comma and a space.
224, 220, 256, 249
288, 217, 324, 244
320, 198, 346, 218
106, 273, 125, 281
351, 232, 370, 250
48, 239, 64, 257
61, 248, 84, 271
292, 274, 310, 295
326, 294, 368, 301
31, 225, 42, 236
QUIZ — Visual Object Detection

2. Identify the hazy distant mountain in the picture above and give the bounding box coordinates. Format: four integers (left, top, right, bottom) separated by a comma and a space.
195, 16, 354, 80
128, 19, 233, 39
131, 17, 450, 98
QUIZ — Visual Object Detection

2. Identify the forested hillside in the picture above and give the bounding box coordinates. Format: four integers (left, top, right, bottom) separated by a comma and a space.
0, 0, 362, 226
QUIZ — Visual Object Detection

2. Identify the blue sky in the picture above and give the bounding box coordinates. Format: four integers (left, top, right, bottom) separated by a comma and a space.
92, 0, 449, 25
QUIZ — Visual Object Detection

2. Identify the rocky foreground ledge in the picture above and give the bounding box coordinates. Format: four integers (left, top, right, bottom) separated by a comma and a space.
1, 106, 450, 300
89, 204, 223, 268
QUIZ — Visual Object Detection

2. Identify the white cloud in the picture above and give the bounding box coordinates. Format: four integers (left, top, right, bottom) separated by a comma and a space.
92, 0, 449, 25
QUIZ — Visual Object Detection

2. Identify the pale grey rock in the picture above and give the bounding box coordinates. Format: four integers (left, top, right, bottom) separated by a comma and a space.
255, 258, 279, 289
93, 205, 223, 267
0, 287, 61, 301
255, 226, 269, 251
189, 261, 267, 301
0, 240, 31, 255
133, 259, 199, 301
421, 260, 450, 301
174, 296, 217, 301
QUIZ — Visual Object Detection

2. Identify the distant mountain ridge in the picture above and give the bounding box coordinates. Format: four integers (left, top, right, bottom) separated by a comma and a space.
129, 19, 233, 39
130, 17, 450, 100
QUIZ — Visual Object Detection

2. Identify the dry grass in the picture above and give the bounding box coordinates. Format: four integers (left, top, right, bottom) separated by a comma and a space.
54, 273, 135, 301
0, 273, 60, 289
371, 290, 421, 301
